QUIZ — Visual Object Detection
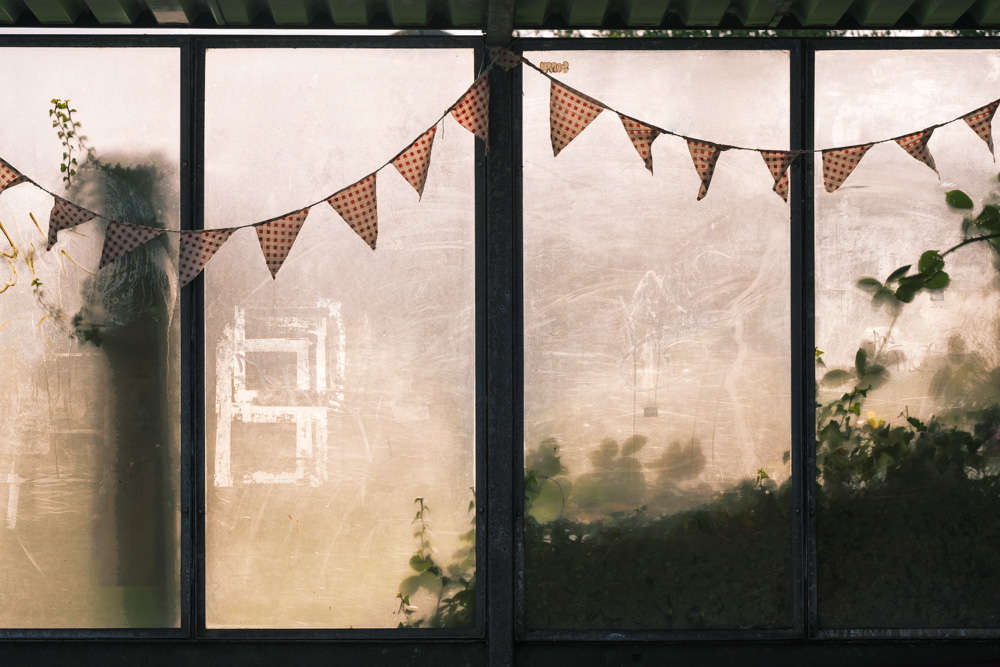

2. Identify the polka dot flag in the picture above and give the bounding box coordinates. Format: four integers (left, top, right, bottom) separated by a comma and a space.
392, 127, 436, 200
178, 228, 236, 287
98, 221, 165, 269
687, 140, 727, 201
760, 151, 796, 203
328, 174, 378, 251
822, 144, 873, 193
47, 197, 96, 250
894, 128, 938, 177
619, 115, 660, 175
550, 82, 604, 158
451, 74, 490, 153
0, 159, 26, 197
963, 100, 999, 159
255, 208, 311, 279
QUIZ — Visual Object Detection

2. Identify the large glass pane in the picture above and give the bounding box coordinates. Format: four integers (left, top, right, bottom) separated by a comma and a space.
522, 50, 792, 630
204, 49, 476, 629
0, 48, 181, 628
815, 50, 1000, 629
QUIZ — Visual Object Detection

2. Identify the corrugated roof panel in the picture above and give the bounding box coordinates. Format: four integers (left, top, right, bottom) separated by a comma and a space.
622, 0, 669, 26
792, 0, 855, 24
972, 0, 1000, 23
147, 0, 198, 22
734, 0, 790, 27
447, 0, 483, 26
23, 0, 83, 22
565, 0, 609, 25
673, 0, 732, 25
910, 0, 978, 25
849, 0, 912, 25
265, 0, 312, 23
386, 0, 431, 25
0, 0, 25, 20
514, 0, 549, 26
326, 0, 375, 24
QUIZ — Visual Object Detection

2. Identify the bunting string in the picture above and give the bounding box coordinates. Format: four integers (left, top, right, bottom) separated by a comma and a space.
0, 47, 996, 285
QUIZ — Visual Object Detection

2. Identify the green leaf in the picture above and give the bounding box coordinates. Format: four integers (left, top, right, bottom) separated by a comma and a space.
918, 250, 944, 274
849, 403, 861, 416
855, 348, 867, 376
409, 554, 432, 572
924, 271, 950, 289
976, 204, 1000, 231
60, 164, 67, 172
945, 190, 974, 209
885, 265, 911, 283
907, 416, 926, 432
820, 369, 852, 387
857, 277, 883, 294
894, 284, 919, 303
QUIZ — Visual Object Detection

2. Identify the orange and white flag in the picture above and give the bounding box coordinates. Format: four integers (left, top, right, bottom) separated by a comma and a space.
760, 151, 796, 202
620, 115, 660, 174
393, 127, 436, 200
178, 228, 236, 287
47, 197, 96, 250
98, 221, 164, 269
894, 128, 938, 176
451, 74, 490, 153
255, 208, 311, 279
550, 82, 603, 158
687, 140, 727, 200
328, 174, 378, 250
963, 100, 999, 160
822, 144, 873, 193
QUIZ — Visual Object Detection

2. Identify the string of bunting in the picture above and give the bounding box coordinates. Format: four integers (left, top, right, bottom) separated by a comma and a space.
0, 46, 997, 289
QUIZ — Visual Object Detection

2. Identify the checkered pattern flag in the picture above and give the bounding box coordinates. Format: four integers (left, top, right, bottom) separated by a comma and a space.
328, 174, 378, 250
451, 74, 490, 153
760, 151, 796, 202
47, 197, 96, 250
687, 140, 727, 200
0, 159, 26, 196
895, 128, 938, 176
822, 144, 873, 193
178, 228, 236, 287
98, 221, 165, 269
255, 208, 311, 279
963, 100, 999, 159
393, 127, 436, 200
620, 115, 660, 174
550, 82, 604, 158
490, 47, 523, 71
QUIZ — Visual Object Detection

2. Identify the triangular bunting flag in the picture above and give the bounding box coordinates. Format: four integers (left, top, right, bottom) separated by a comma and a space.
47, 197, 97, 250
822, 144, 873, 193
392, 127, 436, 200
761, 151, 797, 202
687, 140, 727, 200
254, 208, 310, 279
550, 82, 604, 158
98, 221, 165, 269
328, 174, 378, 251
894, 128, 939, 176
178, 228, 236, 287
963, 100, 999, 159
490, 47, 523, 71
620, 115, 660, 174
0, 159, 27, 196
450, 74, 490, 153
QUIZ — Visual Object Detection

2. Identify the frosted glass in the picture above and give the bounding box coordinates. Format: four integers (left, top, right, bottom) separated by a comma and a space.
0, 48, 181, 628
815, 50, 1000, 629
204, 49, 476, 629
522, 50, 792, 630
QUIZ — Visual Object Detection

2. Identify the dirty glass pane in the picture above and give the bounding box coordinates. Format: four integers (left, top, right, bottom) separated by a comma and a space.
0, 48, 181, 628
522, 50, 792, 630
204, 49, 476, 629
815, 50, 1000, 629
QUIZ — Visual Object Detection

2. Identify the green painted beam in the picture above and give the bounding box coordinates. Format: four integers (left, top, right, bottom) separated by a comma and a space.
850, 0, 911, 25
910, 0, 977, 24
386, 0, 429, 24
971, 0, 1000, 24
733, 0, 785, 27
671, 0, 731, 25
83, 0, 138, 23
622, 0, 668, 26
792, 0, 854, 24
0, 0, 25, 20
325, 0, 373, 24
217, 0, 260, 23
447, 0, 482, 26
266, 0, 312, 23
146, 0, 198, 22
22, 0, 82, 22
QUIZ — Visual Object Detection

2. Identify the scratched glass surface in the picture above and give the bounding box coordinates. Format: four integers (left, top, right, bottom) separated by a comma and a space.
815, 51, 1000, 629
0, 49, 181, 628
203, 49, 476, 629
522, 51, 792, 630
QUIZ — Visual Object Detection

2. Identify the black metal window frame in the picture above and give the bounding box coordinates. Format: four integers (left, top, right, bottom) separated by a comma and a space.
0, 33, 999, 667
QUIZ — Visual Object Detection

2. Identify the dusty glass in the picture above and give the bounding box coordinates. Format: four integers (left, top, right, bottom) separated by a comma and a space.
203, 48, 477, 629
815, 50, 1000, 629
0, 48, 182, 628
522, 49, 793, 630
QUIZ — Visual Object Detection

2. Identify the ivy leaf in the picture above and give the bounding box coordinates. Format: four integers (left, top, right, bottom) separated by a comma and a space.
918, 250, 944, 275
885, 265, 911, 283
821, 369, 852, 387
924, 271, 950, 289
855, 348, 867, 376
945, 190, 974, 209
409, 554, 432, 572
907, 416, 927, 432
895, 284, 920, 303
976, 204, 1000, 232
